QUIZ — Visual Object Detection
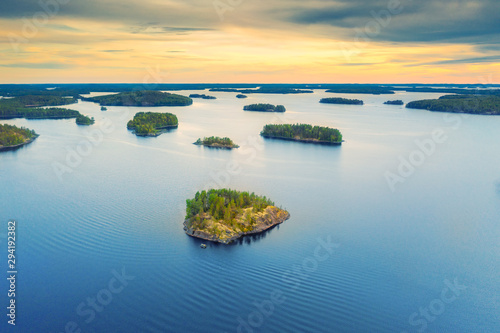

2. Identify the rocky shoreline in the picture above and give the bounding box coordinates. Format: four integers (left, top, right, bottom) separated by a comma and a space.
184, 206, 290, 244
0, 134, 39, 152
193, 142, 239, 149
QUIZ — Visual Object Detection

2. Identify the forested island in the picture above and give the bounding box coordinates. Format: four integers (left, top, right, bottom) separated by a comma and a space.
393, 87, 500, 95
189, 94, 216, 100
84, 90, 193, 107
384, 100, 404, 105
326, 87, 394, 95
236, 94, 248, 99
0, 106, 80, 120
1, 84, 499, 98
184, 189, 290, 244
0, 94, 79, 120
75, 114, 95, 125
194, 136, 239, 149
101, 106, 107, 111
406, 95, 500, 115
127, 112, 178, 136
260, 123, 343, 144
320, 98, 364, 105
0, 124, 38, 151
243, 104, 286, 112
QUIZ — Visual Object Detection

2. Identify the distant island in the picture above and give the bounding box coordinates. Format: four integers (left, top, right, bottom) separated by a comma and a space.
194, 136, 239, 149
320, 97, 364, 105
3, 94, 77, 108
189, 94, 216, 100
261, 123, 343, 145
0, 107, 80, 120
0, 94, 80, 120
76, 114, 95, 125
0, 124, 38, 151
393, 87, 500, 96
84, 90, 193, 107
209, 87, 313, 94
236, 94, 248, 99
101, 106, 107, 111
326, 87, 394, 95
384, 100, 404, 105
127, 112, 178, 136
184, 189, 290, 244
406, 95, 500, 115
244, 103, 286, 112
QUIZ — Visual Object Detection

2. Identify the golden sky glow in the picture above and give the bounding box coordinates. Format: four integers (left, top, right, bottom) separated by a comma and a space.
0, 0, 499, 83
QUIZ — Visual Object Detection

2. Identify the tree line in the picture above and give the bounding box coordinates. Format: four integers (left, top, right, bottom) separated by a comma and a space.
185, 189, 275, 222
320, 97, 364, 105
0, 124, 37, 147
76, 114, 95, 125
244, 104, 286, 112
260, 123, 342, 143
194, 136, 239, 148
85, 91, 193, 107
127, 112, 178, 135
406, 95, 500, 115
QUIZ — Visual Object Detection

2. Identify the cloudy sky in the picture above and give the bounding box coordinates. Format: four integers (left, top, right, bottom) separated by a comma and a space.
0, 0, 499, 83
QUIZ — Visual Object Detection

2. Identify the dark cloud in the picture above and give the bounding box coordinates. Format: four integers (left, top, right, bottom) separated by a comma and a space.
1, 0, 499, 47
0, 62, 72, 69
101, 49, 134, 53
130, 25, 213, 35
423, 55, 500, 65
0, 0, 217, 27
285, 0, 500, 44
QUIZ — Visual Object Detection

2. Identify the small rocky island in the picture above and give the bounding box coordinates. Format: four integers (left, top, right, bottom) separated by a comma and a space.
75, 114, 95, 125
320, 97, 364, 105
84, 90, 193, 107
194, 136, 239, 149
184, 189, 290, 244
0, 124, 38, 151
261, 123, 343, 145
127, 112, 178, 136
189, 94, 216, 100
243, 103, 286, 112
384, 100, 404, 105
236, 94, 248, 99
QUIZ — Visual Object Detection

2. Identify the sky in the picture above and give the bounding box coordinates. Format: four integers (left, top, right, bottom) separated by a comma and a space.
0, 0, 499, 84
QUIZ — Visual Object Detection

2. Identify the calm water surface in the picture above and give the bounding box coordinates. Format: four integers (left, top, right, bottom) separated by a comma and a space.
0, 90, 499, 332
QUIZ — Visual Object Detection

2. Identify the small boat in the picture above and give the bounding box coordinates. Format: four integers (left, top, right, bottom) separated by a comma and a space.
200, 244, 207, 249
101, 106, 107, 111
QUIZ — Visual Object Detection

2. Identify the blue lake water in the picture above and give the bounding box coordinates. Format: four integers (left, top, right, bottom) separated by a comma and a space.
1, 90, 499, 332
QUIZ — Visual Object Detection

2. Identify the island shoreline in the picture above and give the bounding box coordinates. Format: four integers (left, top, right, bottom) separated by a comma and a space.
0, 134, 39, 152
183, 210, 290, 244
